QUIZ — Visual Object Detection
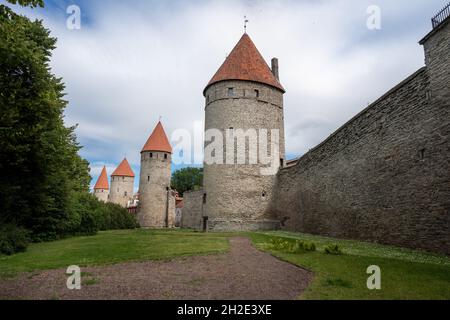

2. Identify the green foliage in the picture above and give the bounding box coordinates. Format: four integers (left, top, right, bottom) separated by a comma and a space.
96, 202, 139, 231
0, 224, 30, 255
6, 0, 44, 8
65, 192, 138, 236
171, 167, 203, 196
0, 2, 91, 241
267, 237, 316, 254
324, 244, 343, 255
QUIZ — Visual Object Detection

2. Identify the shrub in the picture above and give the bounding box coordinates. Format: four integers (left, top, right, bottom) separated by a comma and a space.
96, 202, 139, 231
267, 237, 316, 253
289, 240, 316, 253
0, 224, 30, 255
66, 192, 138, 236
324, 244, 343, 255
65, 192, 101, 236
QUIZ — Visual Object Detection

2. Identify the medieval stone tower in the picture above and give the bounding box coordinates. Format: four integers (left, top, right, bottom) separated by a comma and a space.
138, 121, 174, 228
93, 166, 109, 202
203, 33, 286, 231
109, 158, 135, 207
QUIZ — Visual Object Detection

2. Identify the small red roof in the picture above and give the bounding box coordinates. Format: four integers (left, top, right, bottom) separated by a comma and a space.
94, 166, 109, 190
111, 158, 135, 177
176, 200, 184, 209
204, 33, 285, 94
142, 121, 172, 153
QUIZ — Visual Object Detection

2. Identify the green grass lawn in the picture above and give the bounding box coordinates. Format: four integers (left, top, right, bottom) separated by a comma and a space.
1, 229, 449, 300
0, 229, 230, 278
248, 231, 450, 300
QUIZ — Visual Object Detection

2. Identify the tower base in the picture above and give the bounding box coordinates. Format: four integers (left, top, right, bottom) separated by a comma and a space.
207, 219, 281, 232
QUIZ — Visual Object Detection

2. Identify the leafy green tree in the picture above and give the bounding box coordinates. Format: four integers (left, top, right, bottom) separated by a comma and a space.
171, 167, 203, 196
6, 0, 43, 8
0, 1, 91, 240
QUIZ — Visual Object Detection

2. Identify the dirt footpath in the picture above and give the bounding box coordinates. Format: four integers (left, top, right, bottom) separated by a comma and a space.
0, 237, 313, 300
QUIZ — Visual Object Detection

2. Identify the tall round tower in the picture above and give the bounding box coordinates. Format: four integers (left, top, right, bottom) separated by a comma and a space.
138, 121, 173, 228
109, 158, 135, 207
203, 33, 286, 231
93, 166, 109, 202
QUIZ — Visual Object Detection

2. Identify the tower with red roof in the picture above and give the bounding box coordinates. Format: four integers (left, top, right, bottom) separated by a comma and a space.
202, 33, 286, 231
109, 158, 135, 207
138, 121, 174, 228
93, 166, 109, 203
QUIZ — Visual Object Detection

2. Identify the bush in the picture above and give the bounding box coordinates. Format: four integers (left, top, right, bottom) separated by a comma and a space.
65, 192, 100, 236
267, 237, 316, 253
65, 192, 138, 236
1, 191, 139, 256
324, 244, 343, 255
0, 224, 30, 255
291, 240, 316, 253
95, 202, 139, 231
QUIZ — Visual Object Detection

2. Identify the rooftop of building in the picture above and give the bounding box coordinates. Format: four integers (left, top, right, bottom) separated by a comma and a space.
111, 158, 135, 177
204, 33, 285, 95
141, 121, 173, 154
94, 166, 109, 190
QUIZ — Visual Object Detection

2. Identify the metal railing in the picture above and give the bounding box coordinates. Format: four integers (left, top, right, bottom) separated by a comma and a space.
432, 2, 450, 29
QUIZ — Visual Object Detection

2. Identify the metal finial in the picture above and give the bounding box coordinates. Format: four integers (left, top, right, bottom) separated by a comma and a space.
244, 16, 249, 33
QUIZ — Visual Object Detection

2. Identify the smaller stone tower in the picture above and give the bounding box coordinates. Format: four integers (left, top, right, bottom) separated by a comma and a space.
93, 166, 109, 202
109, 158, 135, 207
138, 121, 173, 228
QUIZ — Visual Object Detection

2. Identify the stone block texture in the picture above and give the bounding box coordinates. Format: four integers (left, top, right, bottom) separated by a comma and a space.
138, 151, 173, 228
109, 176, 134, 208
94, 189, 109, 203
270, 20, 450, 254
181, 190, 204, 230
203, 80, 285, 231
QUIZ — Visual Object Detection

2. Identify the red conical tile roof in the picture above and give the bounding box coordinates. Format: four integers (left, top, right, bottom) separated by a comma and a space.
141, 121, 172, 153
94, 166, 109, 190
204, 33, 285, 95
111, 158, 135, 177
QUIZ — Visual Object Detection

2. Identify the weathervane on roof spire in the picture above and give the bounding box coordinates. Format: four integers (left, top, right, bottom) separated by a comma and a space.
159, 115, 162, 122
244, 15, 249, 33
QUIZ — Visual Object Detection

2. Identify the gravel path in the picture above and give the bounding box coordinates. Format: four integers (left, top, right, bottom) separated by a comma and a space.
0, 237, 313, 300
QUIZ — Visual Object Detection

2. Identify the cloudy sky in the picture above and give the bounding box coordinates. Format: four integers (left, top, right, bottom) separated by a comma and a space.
2, 0, 446, 190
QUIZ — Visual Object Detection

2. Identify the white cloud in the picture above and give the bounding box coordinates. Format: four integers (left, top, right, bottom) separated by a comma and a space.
3, 0, 446, 187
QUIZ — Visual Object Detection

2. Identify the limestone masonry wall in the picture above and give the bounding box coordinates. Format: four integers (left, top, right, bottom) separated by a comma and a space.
94, 189, 109, 203
271, 20, 449, 255
203, 80, 285, 231
138, 151, 172, 228
109, 176, 134, 208
272, 65, 449, 254
181, 190, 204, 230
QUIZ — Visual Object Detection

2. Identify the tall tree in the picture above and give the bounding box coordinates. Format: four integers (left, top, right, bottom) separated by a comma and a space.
0, 1, 91, 240
171, 167, 203, 196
